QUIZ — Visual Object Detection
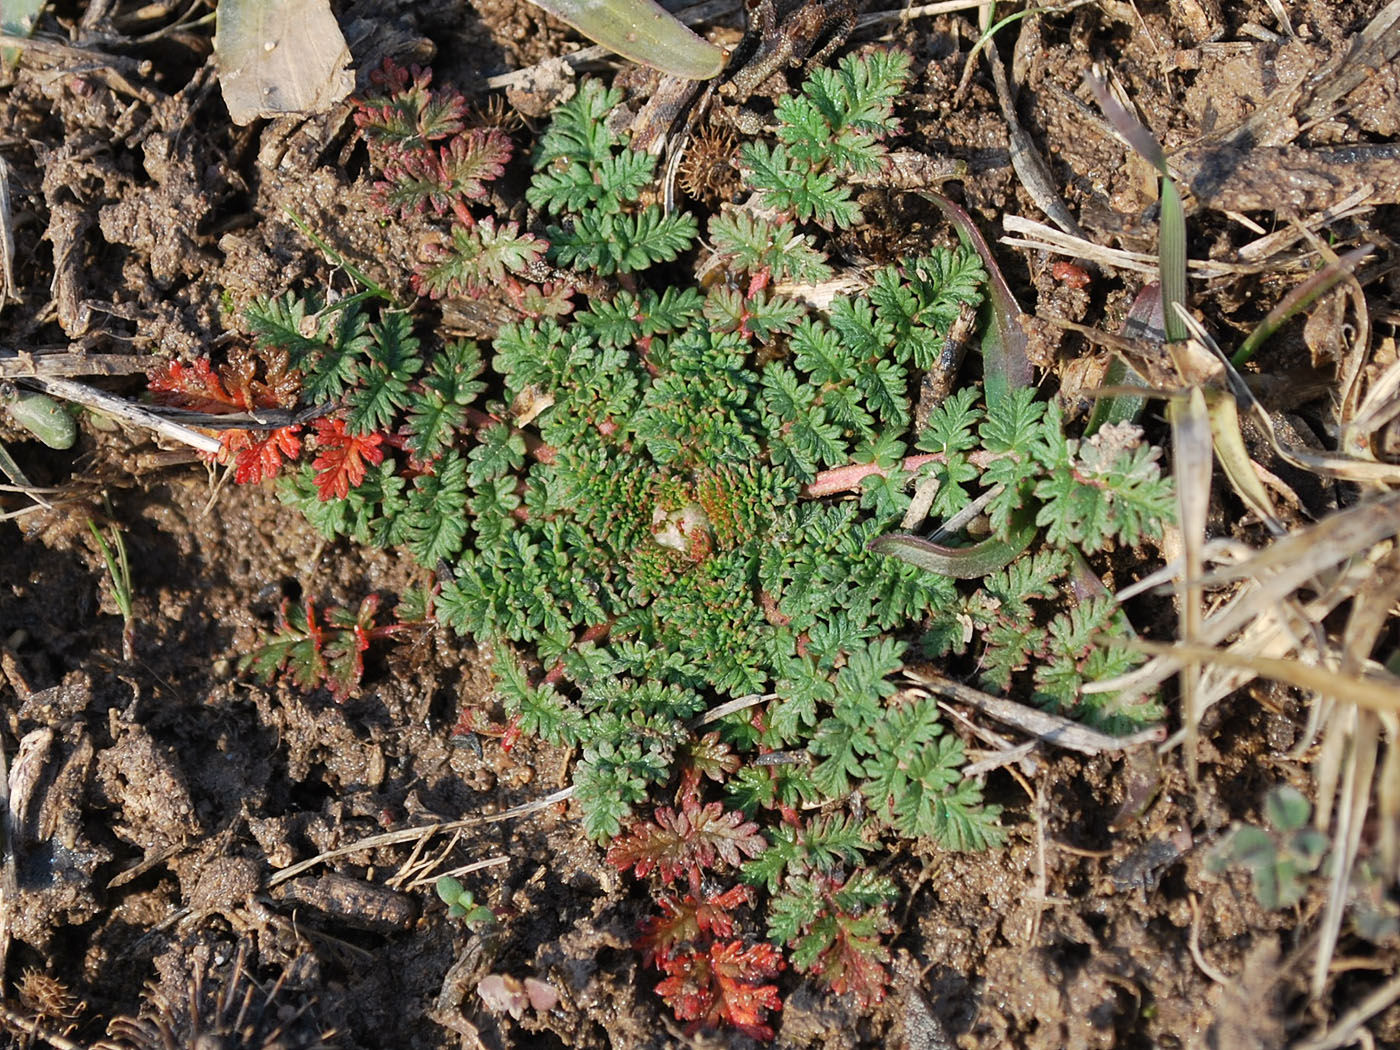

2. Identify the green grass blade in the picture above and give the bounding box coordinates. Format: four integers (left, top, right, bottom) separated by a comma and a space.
1232, 244, 1374, 366
919, 191, 1033, 408
528, 0, 725, 79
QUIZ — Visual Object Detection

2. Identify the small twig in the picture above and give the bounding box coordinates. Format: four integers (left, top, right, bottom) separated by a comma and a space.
20, 375, 222, 454
0, 1003, 85, 1050
960, 738, 1039, 777
1293, 965, 1400, 1050
0, 158, 16, 313
265, 787, 574, 888
0, 32, 158, 102
407, 855, 510, 893
904, 666, 1166, 755
1001, 214, 1305, 277
1187, 892, 1230, 984
928, 482, 1003, 543
855, 0, 988, 29
1237, 186, 1374, 262
0, 731, 10, 998
1030, 776, 1048, 943
386, 825, 450, 891
144, 401, 334, 431
802, 450, 1002, 499
398, 832, 464, 891
0, 349, 153, 379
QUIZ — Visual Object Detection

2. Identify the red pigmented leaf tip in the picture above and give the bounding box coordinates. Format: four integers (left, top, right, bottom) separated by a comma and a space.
311, 417, 386, 501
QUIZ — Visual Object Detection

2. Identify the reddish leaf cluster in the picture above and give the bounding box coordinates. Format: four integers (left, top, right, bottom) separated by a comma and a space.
310, 417, 385, 501
610, 798, 784, 1038
374, 128, 513, 225
800, 905, 890, 1008
352, 62, 567, 319
353, 61, 468, 151
241, 594, 414, 700
607, 799, 765, 892
676, 733, 741, 804
148, 351, 303, 485
783, 873, 895, 1009
655, 940, 784, 1040
354, 60, 511, 227
638, 885, 751, 962
221, 427, 303, 486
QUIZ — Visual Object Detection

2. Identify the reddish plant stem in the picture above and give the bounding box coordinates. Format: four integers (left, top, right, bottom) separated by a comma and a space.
801, 449, 1003, 499
540, 618, 616, 688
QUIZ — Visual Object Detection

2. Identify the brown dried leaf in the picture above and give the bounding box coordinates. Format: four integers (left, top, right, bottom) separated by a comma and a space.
216, 0, 355, 125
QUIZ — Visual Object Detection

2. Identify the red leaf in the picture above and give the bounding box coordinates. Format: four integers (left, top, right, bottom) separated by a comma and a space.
218, 425, 302, 485
806, 910, 890, 1007
678, 732, 741, 805
654, 946, 713, 1023
149, 358, 245, 413
710, 940, 784, 1037
607, 799, 766, 888
655, 940, 783, 1040
638, 885, 752, 963
311, 417, 386, 501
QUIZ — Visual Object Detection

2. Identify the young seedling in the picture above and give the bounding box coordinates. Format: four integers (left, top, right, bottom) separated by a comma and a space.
435, 876, 500, 932
1207, 785, 1328, 910
88, 510, 135, 662
178, 54, 1175, 1035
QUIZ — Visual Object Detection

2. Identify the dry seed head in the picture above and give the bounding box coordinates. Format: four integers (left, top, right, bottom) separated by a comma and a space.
18, 968, 81, 1022
678, 125, 739, 205
471, 94, 524, 133
96, 944, 336, 1050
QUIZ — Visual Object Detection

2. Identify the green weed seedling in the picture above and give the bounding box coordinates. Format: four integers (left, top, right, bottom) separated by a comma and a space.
1208, 785, 1328, 910
436, 876, 499, 933
88, 509, 135, 662
167, 52, 1175, 1035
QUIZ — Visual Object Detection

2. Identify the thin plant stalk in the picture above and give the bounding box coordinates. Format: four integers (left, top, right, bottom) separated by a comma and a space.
88, 513, 135, 661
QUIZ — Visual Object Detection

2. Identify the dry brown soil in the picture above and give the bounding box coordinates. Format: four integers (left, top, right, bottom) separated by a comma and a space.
1, 0, 1397, 1047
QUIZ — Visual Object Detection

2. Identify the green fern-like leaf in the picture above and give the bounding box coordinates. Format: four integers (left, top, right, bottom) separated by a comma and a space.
707, 211, 833, 282
246, 291, 325, 362
742, 814, 872, 893
532, 79, 623, 170
741, 141, 861, 229
549, 206, 698, 275
406, 450, 469, 563
414, 218, 547, 298
774, 49, 909, 176
347, 312, 422, 434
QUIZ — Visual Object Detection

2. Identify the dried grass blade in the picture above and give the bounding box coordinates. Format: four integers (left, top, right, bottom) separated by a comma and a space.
1203, 387, 1285, 535
1199, 491, 1400, 591
1169, 386, 1213, 789
904, 666, 1165, 754
1294, 966, 1400, 1050
1128, 641, 1400, 714
1000, 215, 1270, 278
1312, 712, 1378, 996
1339, 551, 1400, 878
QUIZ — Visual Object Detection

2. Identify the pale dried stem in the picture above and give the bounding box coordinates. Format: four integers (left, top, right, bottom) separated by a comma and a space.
265, 787, 573, 888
